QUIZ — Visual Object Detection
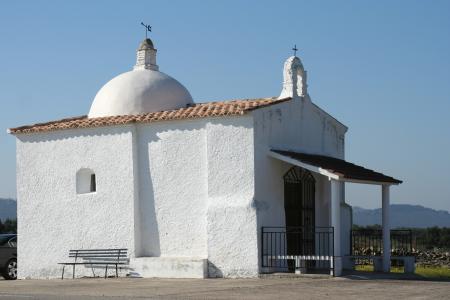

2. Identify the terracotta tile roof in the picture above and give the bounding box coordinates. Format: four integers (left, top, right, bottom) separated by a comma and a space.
8, 97, 290, 134
271, 149, 402, 184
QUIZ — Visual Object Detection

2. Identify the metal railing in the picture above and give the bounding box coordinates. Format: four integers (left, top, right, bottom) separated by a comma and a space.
351, 229, 413, 257
261, 227, 334, 274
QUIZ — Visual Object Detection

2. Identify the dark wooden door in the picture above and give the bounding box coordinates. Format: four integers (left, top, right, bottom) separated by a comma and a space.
284, 167, 315, 256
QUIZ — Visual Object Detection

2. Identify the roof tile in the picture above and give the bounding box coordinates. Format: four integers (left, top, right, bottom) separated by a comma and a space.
9, 97, 290, 134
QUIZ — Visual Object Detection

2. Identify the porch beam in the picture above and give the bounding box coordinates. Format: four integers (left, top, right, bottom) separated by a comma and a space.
338, 178, 400, 186
268, 151, 340, 180
382, 185, 391, 272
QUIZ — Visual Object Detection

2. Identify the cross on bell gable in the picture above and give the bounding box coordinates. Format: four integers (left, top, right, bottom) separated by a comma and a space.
292, 44, 298, 57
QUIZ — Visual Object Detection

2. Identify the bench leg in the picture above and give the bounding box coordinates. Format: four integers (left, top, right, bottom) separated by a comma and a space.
90, 264, 96, 278
61, 266, 65, 280
105, 265, 108, 279
73, 264, 75, 279
116, 264, 118, 278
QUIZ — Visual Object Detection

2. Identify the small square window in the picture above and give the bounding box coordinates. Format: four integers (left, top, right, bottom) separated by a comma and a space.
76, 168, 96, 194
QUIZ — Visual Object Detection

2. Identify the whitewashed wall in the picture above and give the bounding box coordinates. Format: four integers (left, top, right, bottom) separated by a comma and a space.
252, 96, 348, 272
15, 115, 260, 279
135, 120, 208, 258
134, 116, 258, 277
205, 116, 259, 277
16, 126, 137, 279
135, 116, 258, 277
253, 96, 346, 160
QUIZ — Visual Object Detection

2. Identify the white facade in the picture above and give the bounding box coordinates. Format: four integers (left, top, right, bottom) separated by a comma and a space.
15, 114, 261, 279
11, 39, 370, 279
16, 126, 137, 279
15, 98, 350, 278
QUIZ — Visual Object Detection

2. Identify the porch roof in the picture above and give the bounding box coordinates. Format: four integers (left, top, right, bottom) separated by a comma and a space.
269, 149, 402, 185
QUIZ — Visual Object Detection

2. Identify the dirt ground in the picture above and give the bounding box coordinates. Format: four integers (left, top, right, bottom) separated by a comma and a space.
0, 274, 449, 300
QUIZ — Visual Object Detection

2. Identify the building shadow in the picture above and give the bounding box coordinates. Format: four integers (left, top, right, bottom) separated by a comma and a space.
135, 127, 161, 257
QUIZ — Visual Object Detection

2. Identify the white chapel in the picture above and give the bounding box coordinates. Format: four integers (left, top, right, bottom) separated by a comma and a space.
9, 36, 402, 279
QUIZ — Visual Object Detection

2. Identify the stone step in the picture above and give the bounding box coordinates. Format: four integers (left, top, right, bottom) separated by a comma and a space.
130, 257, 207, 279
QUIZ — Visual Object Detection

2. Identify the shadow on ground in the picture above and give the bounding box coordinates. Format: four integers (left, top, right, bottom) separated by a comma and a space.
342, 270, 450, 282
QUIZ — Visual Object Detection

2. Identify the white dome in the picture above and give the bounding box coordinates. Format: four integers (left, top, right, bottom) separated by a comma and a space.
88, 69, 193, 118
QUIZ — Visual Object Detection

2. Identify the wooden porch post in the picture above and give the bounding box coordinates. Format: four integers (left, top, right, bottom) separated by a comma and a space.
382, 184, 391, 272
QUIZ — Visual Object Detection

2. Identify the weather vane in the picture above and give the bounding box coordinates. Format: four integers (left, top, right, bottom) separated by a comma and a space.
141, 22, 152, 39
292, 44, 298, 57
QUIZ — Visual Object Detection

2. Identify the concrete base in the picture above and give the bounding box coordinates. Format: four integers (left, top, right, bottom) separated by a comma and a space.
373, 256, 415, 274
342, 256, 355, 270
401, 257, 416, 274
130, 257, 208, 278
295, 267, 307, 274
331, 257, 342, 276
373, 257, 383, 272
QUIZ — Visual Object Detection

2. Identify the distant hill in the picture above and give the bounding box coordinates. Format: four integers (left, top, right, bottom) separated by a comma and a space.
353, 204, 450, 228
0, 198, 17, 221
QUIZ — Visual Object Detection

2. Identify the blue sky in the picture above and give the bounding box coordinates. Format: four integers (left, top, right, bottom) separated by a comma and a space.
1, 0, 449, 211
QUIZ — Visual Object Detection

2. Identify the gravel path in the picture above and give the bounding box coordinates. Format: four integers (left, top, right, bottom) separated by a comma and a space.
0, 275, 449, 299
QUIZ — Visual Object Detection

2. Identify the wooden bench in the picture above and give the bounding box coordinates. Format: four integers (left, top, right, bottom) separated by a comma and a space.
58, 248, 128, 279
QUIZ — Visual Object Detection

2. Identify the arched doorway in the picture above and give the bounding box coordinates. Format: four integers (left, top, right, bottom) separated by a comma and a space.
284, 166, 315, 264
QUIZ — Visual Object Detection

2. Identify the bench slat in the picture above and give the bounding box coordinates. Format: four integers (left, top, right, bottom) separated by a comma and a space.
69, 249, 128, 252
59, 262, 128, 265
69, 252, 127, 255
77, 256, 128, 261
79, 259, 129, 263
69, 254, 128, 257
69, 253, 127, 256
69, 251, 127, 253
